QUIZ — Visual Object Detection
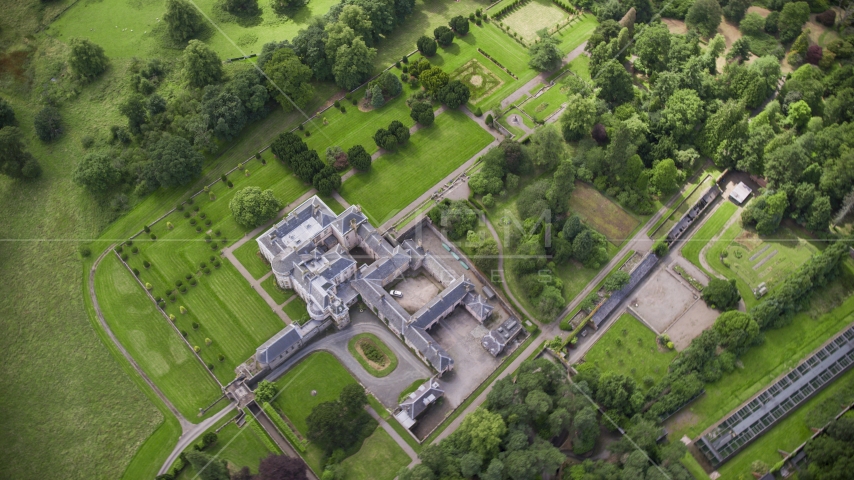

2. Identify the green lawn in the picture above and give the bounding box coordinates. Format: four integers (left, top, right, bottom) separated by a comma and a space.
521, 84, 568, 121
271, 352, 359, 436
173, 414, 277, 478
554, 14, 598, 52
673, 285, 854, 439
348, 333, 400, 377
339, 110, 494, 225
48, 0, 341, 60
233, 240, 271, 280
716, 367, 854, 479
303, 85, 415, 156
283, 296, 309, 324
96, 254, 225, 418
501, 0, 570, 42
681, 201, 738, 272
567, 54, 591, 79
338, 428, 412, 480
583, 314, 677, 389
568, 181, 641, 247
262, 274, 295, 305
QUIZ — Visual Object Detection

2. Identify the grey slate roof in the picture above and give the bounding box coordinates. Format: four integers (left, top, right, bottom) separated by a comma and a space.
400, 379, 444, 420
591, 253, 659, 328
407, 326, 454, 373
481, 317, 522, 356
255, 325, 303, 365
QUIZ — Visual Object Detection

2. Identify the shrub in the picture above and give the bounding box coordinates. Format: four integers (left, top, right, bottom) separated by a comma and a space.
345, 92, 353, 100
205, 219, 211, 226
221, 174, 228, 183
204, 267, 211, 274
169, 294, 176, 302
417, 36, 437, 56
189, 218, 197, 225
144, 225, 151, 233
196, 226, 202, 232
200, 262, 207, 268
214, 229, 221, 237
185, 273, 193, 280
205, 234, 212, 243
146, 282, 153, 290
179, 285, 187, 292
184, 211, 191, 218
169, 313, 176, 322
816, 9, 835, 26
193, 205, 199, 211
401, 55, 408, 63
334, 100, 340, 108
205, 337, 212, 346
473, 106, 482, 116
213, 260, 221, 268
194, 346, 200, 353
209, 256, 215, 262
485, 113, 493, 125
189, 278, 197, 286
79, 245, 91, 257
167, 221, 174, 230
199, 212, 206, 219
192, 321, 199, 329
359, 339, 387, 366
143, 260, 151, 268
181, 330, 188, 337
340, 106, 346, 113
227, 180, 233, 188
131, 246, 139, 254
150, 233, 157, 240
806, 44, 823, 64
132, 268, 140, 276
180, 306, 188, 314
218, 353, 225, 361
126, 240, 133, 246
121, 253, 129, 261
210, 243, 218, 250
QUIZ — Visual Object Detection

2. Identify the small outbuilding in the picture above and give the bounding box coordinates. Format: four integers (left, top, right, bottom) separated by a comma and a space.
729, 182, 753, 204
394, 379, 444, 429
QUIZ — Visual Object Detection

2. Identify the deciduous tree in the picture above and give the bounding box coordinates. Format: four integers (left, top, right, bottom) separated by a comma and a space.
263, 47, 314, 110
230, 187, 282, 227
68, 38, 109, 79
183, 40, 223, 88
0, 127, 41, 179
528, 30, 562, 71
686, 0, 723, 37
416, 35, 437, 56
333, 37, 376, 90
147, 134, 204, 188
164, 0, 203, 42
33, 106, 62, 142
72, 151, 121, 193
702, 278, 740, 310
347, 144, 372, 170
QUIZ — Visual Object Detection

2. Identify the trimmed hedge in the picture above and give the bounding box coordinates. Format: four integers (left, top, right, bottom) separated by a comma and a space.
245, 412, 281, 454
262, 402, 307, 452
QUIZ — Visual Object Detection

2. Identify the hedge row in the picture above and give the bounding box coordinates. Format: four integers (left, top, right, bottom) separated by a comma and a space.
262, 402, 307, 452
477, 48, 519, 79
492, 0, 533, 19
245, 413, 281, 454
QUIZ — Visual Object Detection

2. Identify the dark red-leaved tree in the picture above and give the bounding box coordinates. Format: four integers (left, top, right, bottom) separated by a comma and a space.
591, 123, 608, 145
256, 454, 308, 480
806, 45, 823, 65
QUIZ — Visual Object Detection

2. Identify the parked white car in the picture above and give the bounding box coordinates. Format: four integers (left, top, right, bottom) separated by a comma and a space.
389, 290, 403, 298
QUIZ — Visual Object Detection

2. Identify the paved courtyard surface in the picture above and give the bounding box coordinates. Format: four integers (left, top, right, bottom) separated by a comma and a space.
664, 300, 720, 351
390, 273, 442, 314
630, 267, 699, 333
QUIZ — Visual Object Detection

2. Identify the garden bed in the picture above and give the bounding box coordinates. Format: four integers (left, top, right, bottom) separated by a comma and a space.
348, 333, 399, 377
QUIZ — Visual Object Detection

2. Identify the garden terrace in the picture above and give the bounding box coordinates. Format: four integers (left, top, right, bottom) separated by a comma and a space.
696, 325, 854, 467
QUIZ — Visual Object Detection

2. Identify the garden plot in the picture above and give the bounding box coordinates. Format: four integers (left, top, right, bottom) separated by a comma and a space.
568, 181, 640, 246
630, 267, 699, 334
452, 60, 504, 104
722, 226, 818, 293
501, 0, 571, 43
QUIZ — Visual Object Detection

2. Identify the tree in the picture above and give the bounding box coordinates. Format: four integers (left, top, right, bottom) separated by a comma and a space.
661, 89, 704, 142
373, 128, 398, 150
0, 127, 41, 179
263, 47, 314, 110
420, 67, 449, 95
529, 125, 565, 170
603, 270, 630, 292
741, 190, 787, 235
595, 60, 634, 106
437, 80, 470, 108
778, 2, 810, 42
185, 451, 229, 480
806, 195, 832, 232
347, 144, 372, 170
787, 99, 811, 129
528, 30, 562, 71
0, 97, 15, 130
292, 149, 325, 183
338, 4, 374, 41
370, 84, 385, 108
271, 0, 307, 13
333, 38, 376, 90
713, 311, 759, 354
805, 44, 823, 65
312, 166, 341, 195
649, 159, 680, 195
416, 35, 437, 56
701, 100, 749, 168
457, 408, 506, 458
449, 15, 469, 35
428, 199, 477, 239
560, 94, 597, 142
388, 120, 410, 143
119, 94, 147, 134
307, 384, 372, 452
148, 135, 204, 188
164, 0, 203, 42
573, 406, 599, 454
596, 373, 637, 416
256, 454, 308, 480
68, 38, 109, 79
702, 278, 740, 310
376, 70, 403, 97
223, 0, 258, 13
72, 151, 120, 193
33, 106, 62, 142
723, 0, 750, 22
271, 132, 307, 165
254, 380, 278, 403
634, 23, 671, 74
183, 40, 223, 88
410, 102, 435, 126
686, 0, 723, 37
230, 187, 282, 227
740, 12, 766, 36
434, 25, 454, 46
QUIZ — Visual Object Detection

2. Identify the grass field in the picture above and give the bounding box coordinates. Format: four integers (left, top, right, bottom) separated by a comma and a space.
721, 225, 818, 293
521, 84, 567, 121
681, 201, 738, 271
96, 254, 225, 418
233, 239, 272, 280
568, 181, 641, 247
348, 333, 400, 377
553, 14, 598, 52
501, 0, 570, 42
673, 282, 854, 439
716, 367, 854, 479
567, 54, 590, 79
271, 352, 359, 436
339, 110, 494, 225
582, 314, 677, 389
338, 428, 412, 480
48, 0, 340, 60
173, 414, 277, 478
283, 296, 309, 324
262, 274, 295, 305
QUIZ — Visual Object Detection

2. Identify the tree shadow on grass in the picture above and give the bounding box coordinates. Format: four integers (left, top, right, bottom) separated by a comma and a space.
440, 42, 461, 56
212, 0, 264, 28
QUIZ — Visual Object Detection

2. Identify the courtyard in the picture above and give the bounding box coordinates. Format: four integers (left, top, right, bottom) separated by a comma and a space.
500, 0, 571, 43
